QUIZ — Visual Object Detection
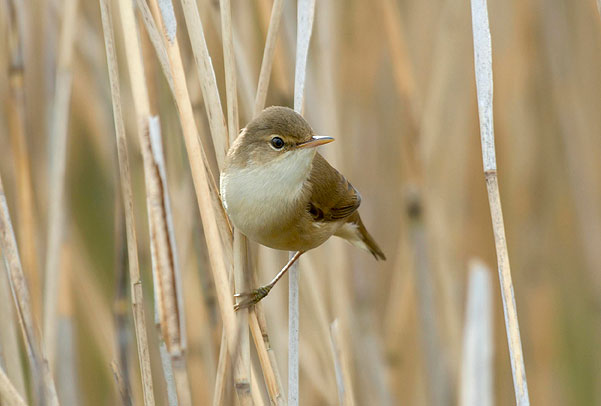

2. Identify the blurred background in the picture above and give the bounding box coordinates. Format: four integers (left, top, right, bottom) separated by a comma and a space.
1, 0, 601, 404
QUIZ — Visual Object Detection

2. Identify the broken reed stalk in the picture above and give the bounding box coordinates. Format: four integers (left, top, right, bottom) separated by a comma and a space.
218, 1, 253, 403
147, 117, 192, 406
330, 320, 355, 406
0, 174, 59, 405
469, 0, 530, 404
0, 367, 27, 406
460, 260, 493, 406
97, 0, 156, 404
43, 0, 78, 368
290, 1, 316, 404
6, 0, 41, 320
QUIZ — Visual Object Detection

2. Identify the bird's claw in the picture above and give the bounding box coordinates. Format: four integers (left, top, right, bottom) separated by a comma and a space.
234, 285, 272, 311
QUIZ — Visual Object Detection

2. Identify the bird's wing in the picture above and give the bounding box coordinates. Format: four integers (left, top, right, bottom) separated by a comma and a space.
307, 153, 361, 222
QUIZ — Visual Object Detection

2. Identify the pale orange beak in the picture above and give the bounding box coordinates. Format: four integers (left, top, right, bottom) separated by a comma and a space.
295, 135, 335, 149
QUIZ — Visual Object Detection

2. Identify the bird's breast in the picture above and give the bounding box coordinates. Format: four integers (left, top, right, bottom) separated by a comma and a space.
220, 150, 315, 249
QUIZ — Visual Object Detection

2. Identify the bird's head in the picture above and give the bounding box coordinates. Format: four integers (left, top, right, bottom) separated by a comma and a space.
226, 106, 334, 169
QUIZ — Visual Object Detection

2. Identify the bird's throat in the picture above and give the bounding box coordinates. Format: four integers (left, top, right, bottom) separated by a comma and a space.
221, 148, 316, 224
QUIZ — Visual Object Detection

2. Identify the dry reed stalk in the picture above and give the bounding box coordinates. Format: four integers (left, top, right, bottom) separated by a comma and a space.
158, 340, 178, 405
330, 319, 355, 406
98, 1, 157, 404
296, 256, 337, 402
288, 2, 316, 404
219, 0, 239, 147
43, 0, 78, 369
113, 199, 132, 404
134, 0, 175, 96
121, 0, 200, 401
0, 367, 27, 406
147, 117, 191, 406
143, 1, 279, 403
111, 360, 133, 406
287, 233, 299, 400
299, 256, 334, 360
0, 174, 58, 405
253, 0, 285, 115
255, 0, 291, 100
211, 331, 229, 406
137, 0, 234, 254
248, 310, 284, 403
232, 231, 252, 405
219, 0, 252, 402
146, 0, 241, 386
459, 260, 493, 406
239, 0, 290, 402
171, 183, 215, 405
176, 0, 228, 170
231, 32, 257, 122
0, 248, 26, 399
247, 272, 284, 404
6, 0, 41, 320
164, 0, 236, 251
120, 2, 185, 357
312, 10, 363, 402
469, 0, 530, 404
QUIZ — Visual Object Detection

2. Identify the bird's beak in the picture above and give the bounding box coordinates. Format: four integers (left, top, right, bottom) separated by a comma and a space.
295, 135, 335, 149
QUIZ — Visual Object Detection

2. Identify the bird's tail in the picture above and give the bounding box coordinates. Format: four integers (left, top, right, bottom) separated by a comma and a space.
335, 213, 386, 260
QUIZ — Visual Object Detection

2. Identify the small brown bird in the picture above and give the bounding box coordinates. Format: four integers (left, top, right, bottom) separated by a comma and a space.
220, 106, 385, 310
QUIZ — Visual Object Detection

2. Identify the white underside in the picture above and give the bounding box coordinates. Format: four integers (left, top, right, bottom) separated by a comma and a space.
220, 148, 315, 242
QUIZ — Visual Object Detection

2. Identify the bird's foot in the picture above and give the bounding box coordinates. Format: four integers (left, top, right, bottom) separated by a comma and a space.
234, 285, 273, 311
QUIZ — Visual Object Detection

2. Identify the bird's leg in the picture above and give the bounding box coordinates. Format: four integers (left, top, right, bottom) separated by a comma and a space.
234, 251, 304, 311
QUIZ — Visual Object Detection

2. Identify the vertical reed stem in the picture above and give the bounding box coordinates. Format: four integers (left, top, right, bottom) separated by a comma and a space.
290, 1, 316, 404
0, 174, 59, 405
460, 260, 493, 406
98, 0, 157, 404
470, 0, 530, 403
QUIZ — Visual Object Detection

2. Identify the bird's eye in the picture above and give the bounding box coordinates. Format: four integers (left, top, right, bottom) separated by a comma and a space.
270, 137, 285, 150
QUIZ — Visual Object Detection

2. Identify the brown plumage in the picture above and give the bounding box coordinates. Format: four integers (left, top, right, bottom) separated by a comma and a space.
308, 153, 386, 260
